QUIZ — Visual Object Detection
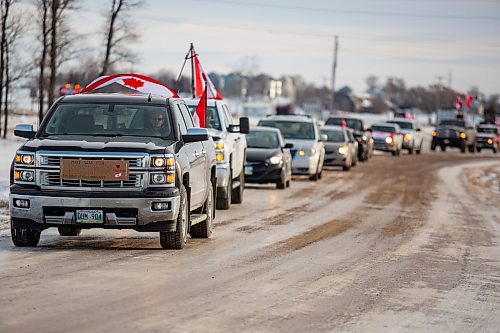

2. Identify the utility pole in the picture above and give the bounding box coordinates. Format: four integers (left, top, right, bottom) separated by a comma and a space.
331, 35, 338, 112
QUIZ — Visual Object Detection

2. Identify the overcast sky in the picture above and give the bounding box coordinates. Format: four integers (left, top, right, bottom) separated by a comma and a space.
69, 0, 500, 96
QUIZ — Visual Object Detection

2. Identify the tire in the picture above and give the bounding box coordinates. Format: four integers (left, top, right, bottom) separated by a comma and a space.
468, 145, 475, 153
286, 179, 291, 188
11, 226, 41, 247
160, 185, 188, 250
416, 143, 422, 155
309, 165, 320, 181
231, 167, 244, 204
477, 147, 482, 153
342, 164, 350, 171
216, 170, 231, 210
276, 170, 286, 189
431, 142, 436, 151
408, 146, 414, 155
391, 151, 397, 156
190, 181, 214, 239
440, 145, 446, 152
58, 226, 81, 236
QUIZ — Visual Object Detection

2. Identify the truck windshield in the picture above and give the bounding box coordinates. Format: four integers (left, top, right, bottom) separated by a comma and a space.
387, 121, 414, 130
41, 103, 175, 139
372, 125, 397, 133
439, 120, 466, 128
258, 120, 315, 140
477, 127, 497, 134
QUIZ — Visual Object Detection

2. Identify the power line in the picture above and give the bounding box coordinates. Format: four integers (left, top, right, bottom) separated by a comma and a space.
189, 0, 500, 21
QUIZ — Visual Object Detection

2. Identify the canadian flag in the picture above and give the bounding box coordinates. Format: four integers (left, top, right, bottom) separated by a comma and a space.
193, 85, 208, 128
193, 52, 223, 100
80, 73, 179, 98
465, 94, 473, 108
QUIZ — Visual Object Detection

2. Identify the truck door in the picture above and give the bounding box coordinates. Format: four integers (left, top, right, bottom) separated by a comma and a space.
222, 104, 244, 175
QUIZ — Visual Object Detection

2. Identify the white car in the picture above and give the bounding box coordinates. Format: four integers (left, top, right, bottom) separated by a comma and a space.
258, 115, 326, 181
186, 99, 249, 209
387, 119, 424, 154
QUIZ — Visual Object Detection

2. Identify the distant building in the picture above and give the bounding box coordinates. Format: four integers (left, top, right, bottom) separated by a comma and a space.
334, 86, 360, 112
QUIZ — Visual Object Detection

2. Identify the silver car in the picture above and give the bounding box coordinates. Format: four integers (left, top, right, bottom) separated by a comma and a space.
321, 125, 357, 171
258, 115, 326, 181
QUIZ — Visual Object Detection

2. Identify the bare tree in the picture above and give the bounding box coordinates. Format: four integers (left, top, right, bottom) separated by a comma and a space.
2, 6, 27, 138
100, 0, 143, 76
36, 0, 50, 123
47, 0, 74, 109
0, 0, 13, 137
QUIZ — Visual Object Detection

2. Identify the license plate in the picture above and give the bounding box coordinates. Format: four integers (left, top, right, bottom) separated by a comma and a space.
444, 139, 450, 144
76, 210, 104, 223
245, 165, 254, 175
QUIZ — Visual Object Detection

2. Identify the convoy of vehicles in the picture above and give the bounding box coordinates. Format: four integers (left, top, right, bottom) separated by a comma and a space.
185, 99, 249, 210
257, 115, 326, 181
244, 126, 293, 189
8, 73, 494, 250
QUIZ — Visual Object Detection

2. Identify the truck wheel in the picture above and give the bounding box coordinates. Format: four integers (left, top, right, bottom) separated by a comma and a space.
11, 226, 41, 247
231, 167, 244, 204
409, 146, 414, 155
342, 164, 351, 171
190, 181, 214, 239
58, 226, 81, 236
468, 145, 475, 153
309, 165, 320, 181
440, 145, 446, 152
160, 185, 188, 250
430, 142, 436, 151
216, 171, 231, 210
476, 147, 482, 153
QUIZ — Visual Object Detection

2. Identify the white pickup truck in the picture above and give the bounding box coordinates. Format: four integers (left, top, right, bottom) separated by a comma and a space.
186, 99, 249, 209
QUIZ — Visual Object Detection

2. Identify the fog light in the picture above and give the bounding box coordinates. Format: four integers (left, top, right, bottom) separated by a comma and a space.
14, 199, 30, 209
151, 173, 166, 184
152, 202, 170, 211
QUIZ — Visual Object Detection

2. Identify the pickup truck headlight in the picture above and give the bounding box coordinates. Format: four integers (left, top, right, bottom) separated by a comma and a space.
268, 155, 282, 165
385, 136, 393, 144
460, 132, 467, 139
338, 145, 348, 155
149, 154, 175, 187
215, 140, 225, 163
404, 134, 411, 142
15, 153, 35, 166
14, 170, 35, 182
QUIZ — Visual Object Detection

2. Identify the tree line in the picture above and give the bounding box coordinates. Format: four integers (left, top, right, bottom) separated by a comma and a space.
0, 0, 142, 139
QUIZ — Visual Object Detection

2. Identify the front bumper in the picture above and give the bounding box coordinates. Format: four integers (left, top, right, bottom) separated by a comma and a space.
216, 162, 230, 188
432, 138, 464, 148
244, 162, 282, 184
373, 142, 398, 152
324, 152, 347, 166
291, 155, 318, 175
10, 193, 180, 230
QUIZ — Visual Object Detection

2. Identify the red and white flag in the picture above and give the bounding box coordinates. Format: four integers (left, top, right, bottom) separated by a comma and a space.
455, 95, 463, 110
80, 73, 179, 98
193, 85, 208, 128
193, 52, 223, 100
465, 94, 473, 108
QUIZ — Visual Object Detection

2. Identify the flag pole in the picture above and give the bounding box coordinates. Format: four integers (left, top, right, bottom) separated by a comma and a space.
174, 45, 193, 94
190, 43, 196, 99
204, 78, 208, 127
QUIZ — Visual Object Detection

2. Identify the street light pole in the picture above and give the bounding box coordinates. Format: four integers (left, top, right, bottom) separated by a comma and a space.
331, 35, 338, 112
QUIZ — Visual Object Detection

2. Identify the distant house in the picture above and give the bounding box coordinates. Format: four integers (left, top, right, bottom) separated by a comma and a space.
334, 86, 360, 112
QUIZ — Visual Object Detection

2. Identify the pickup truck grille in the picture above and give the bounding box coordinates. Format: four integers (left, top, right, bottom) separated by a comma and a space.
36, 152, 147, 190
40, 171, 143, 188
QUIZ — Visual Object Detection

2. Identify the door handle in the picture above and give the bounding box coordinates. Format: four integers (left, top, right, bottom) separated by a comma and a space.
235, 137, 241, 141
201, 150, 206, 155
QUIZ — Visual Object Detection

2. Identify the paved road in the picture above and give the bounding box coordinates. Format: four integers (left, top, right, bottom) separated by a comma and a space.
0, 151, 499, 332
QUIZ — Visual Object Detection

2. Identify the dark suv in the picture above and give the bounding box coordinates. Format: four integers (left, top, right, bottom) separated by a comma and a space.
10, 93, 217, 250
431, 119, 477, 153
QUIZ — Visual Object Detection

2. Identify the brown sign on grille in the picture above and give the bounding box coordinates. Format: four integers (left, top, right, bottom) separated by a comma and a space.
60, 159, 129, 181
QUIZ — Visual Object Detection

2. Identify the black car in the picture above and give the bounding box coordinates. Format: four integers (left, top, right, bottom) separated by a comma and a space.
244, 126, 293, 189
325, 116, 373, 161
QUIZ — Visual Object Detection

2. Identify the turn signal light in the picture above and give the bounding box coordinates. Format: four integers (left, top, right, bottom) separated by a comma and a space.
460, 133, 467, 139
432, 131, 437, 137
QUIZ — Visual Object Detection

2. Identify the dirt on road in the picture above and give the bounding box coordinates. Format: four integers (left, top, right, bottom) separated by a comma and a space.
0, 151, 499, 333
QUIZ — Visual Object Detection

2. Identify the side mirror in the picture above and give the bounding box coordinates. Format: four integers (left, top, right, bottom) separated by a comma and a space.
320, 134, 328, 142
416, 128, 421, 132
182, 128, 209, 143
227, 117, 250, 134
14, 124, 36, 139
366, 127, 372, 132
284, 143, 293, 149
239, 117, 250, 134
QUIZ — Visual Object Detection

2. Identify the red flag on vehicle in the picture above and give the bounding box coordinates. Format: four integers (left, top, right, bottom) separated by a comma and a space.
465, 94, 473, 108
80, 73, 179, 97
455, 95, 463, 110
194, 86, 208, 128
193, 52, 223, 100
